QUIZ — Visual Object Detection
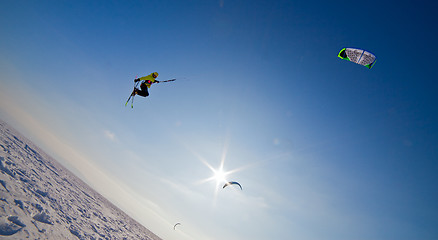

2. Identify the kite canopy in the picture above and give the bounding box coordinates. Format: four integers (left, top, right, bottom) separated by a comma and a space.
338, 48, 376, 69
223, 181, 242, 190
174, 223, 181, 230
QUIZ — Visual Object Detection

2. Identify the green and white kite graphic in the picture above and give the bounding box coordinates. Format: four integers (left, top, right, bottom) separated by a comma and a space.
338, 48, 376, 69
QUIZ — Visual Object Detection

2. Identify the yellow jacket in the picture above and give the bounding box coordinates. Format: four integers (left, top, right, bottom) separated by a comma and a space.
139, 72, 158, 88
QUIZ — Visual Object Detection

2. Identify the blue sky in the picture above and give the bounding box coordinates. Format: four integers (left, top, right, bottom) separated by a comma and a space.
1, 0, 438, 239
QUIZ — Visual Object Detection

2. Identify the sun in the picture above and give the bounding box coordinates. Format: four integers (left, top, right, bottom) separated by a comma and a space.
187, 136, 250, 197
195, 157, 234, 192
212, 168, 227, 185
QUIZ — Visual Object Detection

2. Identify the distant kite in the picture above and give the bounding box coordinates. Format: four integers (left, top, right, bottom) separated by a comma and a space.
338, 48, 376, 69
223, 181, 242, 190
174, 223, 181, 230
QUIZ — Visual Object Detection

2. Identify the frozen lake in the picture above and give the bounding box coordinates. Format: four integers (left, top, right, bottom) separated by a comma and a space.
0, 120, 162, 240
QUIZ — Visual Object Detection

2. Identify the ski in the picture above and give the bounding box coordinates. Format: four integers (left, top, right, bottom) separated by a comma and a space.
125, 81, 139, 108
125, 93, 133, 107
130, 92, 135, 108
125, 92, 135, 108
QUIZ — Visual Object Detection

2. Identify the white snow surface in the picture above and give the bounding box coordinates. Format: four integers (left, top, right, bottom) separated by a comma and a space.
0, 120, 162, 240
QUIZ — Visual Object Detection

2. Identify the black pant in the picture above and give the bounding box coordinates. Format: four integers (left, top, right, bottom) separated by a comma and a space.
137, 82, 149, 97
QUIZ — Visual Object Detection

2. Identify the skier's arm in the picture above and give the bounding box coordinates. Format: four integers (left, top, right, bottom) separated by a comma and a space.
145, 80, 159, 84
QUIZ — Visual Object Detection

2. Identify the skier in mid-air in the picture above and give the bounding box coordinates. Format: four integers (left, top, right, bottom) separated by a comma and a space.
126, 72, 176, 108
131, 72, 160, 97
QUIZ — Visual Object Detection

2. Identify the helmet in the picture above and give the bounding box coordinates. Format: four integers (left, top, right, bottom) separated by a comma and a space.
152, 72, 159, 78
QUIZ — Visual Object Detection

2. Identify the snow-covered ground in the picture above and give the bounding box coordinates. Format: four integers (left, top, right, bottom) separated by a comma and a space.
0, 120, 162, 240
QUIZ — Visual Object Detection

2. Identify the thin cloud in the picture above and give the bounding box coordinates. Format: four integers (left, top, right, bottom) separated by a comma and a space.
104, 129, 116, 141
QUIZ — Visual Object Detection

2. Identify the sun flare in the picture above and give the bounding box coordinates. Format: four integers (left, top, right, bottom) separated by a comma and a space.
212, 168, 227, 185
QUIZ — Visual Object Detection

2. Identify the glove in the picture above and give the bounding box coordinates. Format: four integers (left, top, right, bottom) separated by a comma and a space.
134, 78, 140, 82
155, 80, 160, 83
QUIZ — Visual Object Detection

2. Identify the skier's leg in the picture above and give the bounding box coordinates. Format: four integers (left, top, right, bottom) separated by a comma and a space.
137, 83, 149, 97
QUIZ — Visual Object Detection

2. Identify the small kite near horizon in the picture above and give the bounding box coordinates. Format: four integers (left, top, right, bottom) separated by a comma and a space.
174, 223, 181, 230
